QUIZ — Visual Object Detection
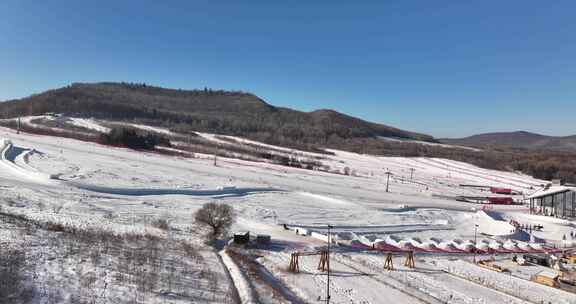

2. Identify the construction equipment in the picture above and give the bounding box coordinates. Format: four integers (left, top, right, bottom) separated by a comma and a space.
523, 254, 551, 267
563, 253, 576, 264
477, 259, 508, 272
515, 255, 527, 265
532, 270, 560, 288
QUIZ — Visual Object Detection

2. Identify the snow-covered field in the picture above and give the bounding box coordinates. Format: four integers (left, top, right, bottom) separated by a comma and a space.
0, 119, 575, 304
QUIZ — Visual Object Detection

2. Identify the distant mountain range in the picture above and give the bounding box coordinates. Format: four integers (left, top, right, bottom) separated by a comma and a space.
441, 131, 576, 152
0, 82, 434, 151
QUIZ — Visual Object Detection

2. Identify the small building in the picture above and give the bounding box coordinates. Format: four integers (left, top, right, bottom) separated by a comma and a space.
532, 270, 560, 288
293, 227, 309, 236
256, 234, 271, 245
523, 254, 551, 267
528, 185, 576, 218
233, 231, 250, 245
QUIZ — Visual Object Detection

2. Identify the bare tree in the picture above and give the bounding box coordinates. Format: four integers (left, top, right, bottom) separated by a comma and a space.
194, 202, 235, 239
343, 166, 351, 176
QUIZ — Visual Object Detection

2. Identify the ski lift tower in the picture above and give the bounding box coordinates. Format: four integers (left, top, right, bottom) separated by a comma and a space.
385, 171, 393, 192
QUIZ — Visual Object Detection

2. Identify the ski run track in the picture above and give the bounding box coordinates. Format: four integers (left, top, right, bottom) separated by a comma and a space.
1, 119, 575, 304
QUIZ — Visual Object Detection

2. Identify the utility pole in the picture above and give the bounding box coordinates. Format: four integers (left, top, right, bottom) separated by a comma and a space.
326, 224, 333, 304
473, 224, 479, 263
385, 171, 392, 193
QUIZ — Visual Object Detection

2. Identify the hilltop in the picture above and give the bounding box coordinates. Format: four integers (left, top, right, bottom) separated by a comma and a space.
1, 82, 576, 184
0, 82, 434, 152
441, 131, 576, 153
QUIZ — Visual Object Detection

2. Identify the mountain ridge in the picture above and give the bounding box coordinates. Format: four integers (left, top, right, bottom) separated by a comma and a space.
441, 131, 576, 152
0, 82, 435, 151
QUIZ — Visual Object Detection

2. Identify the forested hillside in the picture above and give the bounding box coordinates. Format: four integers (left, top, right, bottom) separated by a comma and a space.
441, 131, 576, 153
0, 82, 434, 152
1, 82, 575, 184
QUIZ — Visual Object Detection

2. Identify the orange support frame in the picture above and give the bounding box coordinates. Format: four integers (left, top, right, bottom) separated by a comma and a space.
384, 252, 394, 271
289, 250, 329, 273
404, 251, 415, 268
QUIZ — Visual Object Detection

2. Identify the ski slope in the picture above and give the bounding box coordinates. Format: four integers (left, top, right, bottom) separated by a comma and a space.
0, 125, 574, 304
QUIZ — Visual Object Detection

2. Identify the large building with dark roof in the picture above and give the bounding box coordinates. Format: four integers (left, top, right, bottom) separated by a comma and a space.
528, 185, 576, 218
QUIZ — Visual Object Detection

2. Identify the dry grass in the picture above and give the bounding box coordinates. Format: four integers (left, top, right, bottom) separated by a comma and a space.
0, 208, 236, 304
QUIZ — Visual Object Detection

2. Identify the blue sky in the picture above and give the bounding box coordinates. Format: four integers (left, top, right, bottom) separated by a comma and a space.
1, 1, 574, 138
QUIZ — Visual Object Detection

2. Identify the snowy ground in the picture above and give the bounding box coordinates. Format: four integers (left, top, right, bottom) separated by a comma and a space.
0, 120, 575, 304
